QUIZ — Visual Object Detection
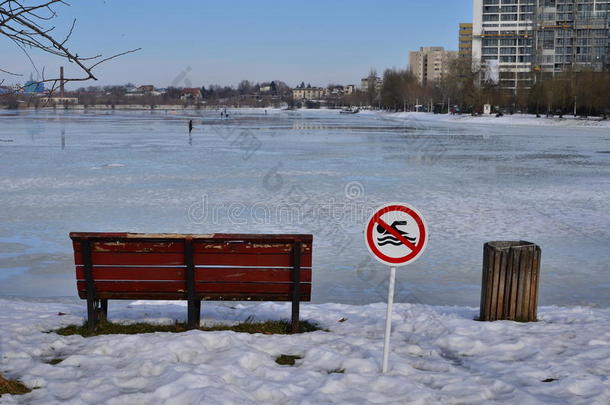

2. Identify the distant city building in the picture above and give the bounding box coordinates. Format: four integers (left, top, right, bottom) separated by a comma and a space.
459, 23, 473, 58
343, 84, 356, 95
327, 85, 357, 96
258, 81, 279, 94
291, 84, 356, 100
409, 47, 458, 85
23, 74, 45, 94
181, 88, 202, 100
360, 75, 382, 93
292, 86, 327, 100
125, 84, 162, 97
40, 96, 79, 104
472, 0, 610, 91
137, 85, 155, 93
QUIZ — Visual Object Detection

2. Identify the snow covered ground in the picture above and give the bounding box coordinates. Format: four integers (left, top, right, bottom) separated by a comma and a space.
360, 110, 610, 129
1, 298, 610, 404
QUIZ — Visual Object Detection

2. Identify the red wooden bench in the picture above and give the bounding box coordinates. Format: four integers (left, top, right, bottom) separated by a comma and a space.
69, 232, 312, 332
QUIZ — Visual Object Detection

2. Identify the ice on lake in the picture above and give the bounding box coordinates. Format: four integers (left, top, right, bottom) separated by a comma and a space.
0, 108, 609, 306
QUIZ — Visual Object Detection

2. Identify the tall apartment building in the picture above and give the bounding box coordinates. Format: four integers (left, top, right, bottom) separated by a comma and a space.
533, 0, 610, 75
459, 23, 474, 57
409, 47, 458, 85
472, 0, 610, 91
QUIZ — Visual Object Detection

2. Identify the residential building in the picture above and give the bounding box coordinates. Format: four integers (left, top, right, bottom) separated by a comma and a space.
532, 0, 610, 74
472, 0, 610, 91
459, 23, 474, 57
344, 84, 356, 95
126, 85, 163, 97
181, 88, 202, 100
40, 96, 79, 104
292, 87, 327, 100
409, 47, 458, 85
137, 85, 155, 93
360, 75, 383, 93
472, 0, 536, 90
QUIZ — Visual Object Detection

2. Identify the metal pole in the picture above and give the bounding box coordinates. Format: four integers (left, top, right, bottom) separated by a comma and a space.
382, 266, 396, 373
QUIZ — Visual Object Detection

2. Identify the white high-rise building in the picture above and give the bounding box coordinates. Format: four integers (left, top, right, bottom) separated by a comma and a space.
473, 0, 537, 90
472, 0, 610, 91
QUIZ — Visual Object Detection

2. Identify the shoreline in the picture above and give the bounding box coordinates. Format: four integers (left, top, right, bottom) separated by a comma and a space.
2, 106, 609, 129
363, 110, 610, 129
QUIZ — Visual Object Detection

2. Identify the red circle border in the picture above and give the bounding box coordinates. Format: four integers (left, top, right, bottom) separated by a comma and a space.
365, 204, 427, 265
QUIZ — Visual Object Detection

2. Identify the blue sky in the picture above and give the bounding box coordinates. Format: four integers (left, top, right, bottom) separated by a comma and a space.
2, 0, 472, 88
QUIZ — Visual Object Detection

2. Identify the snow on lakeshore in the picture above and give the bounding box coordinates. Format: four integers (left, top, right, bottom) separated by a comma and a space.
1, 299, 610, 404
359, 110, 610, 129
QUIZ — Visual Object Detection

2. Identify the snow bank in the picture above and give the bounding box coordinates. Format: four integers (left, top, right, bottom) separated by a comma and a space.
359, 110, 610, 129
1, 299, 610, 404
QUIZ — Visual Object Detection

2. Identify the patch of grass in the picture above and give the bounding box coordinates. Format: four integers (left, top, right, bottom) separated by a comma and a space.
327, 368, 345, 374
52, 319, 325, 337
46, 358, 63, 365
54, 321, 187, 337
275, 354, 302, 366
0, 374, 31, 396
200, 319, 324, 335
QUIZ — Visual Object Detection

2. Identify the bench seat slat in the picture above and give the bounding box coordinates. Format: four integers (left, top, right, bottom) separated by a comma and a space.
75, 267, 312, 283
72, 240, 312, 255
73, 251, 313, 267
70, 232, 312, 242
77, 281, 311, 295
81, 291, 309, 301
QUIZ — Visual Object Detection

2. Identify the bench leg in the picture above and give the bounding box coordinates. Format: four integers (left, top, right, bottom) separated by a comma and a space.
291, 299, 300, 334
187, 300, 201, 329
98, 299, 108, 323
87, 299, 108, 332
87, 298, 97, 332
291, 241, 302, 334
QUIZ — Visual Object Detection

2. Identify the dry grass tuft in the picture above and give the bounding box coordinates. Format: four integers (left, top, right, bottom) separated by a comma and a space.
0, 374, 31, 396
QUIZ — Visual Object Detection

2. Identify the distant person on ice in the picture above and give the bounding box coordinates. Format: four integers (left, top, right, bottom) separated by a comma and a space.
188, 120, 193, 134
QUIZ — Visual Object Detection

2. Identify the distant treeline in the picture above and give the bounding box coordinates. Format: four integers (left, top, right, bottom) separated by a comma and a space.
376, 59, 610, 117
0, 80, 294, 109
3, 64, 610, 116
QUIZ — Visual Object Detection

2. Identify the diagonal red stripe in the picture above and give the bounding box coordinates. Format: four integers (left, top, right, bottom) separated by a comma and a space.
376, 218, 417, 251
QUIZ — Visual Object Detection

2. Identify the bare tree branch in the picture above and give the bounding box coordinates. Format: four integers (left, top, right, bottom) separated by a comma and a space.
0, 0, 140, 95
0, 67, 21, 75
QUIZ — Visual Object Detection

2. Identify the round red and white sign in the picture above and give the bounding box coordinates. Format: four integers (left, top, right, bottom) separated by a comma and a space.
365, 203, 428, 266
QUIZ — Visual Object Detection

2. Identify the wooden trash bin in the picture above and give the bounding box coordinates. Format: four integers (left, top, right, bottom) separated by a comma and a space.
479, 241, 541, 322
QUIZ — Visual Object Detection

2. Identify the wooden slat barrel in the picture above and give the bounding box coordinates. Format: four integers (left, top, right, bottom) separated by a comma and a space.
479, 241, 541, 322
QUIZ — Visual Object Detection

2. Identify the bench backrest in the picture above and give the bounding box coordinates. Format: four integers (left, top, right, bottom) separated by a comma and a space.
70, 232, 312, 301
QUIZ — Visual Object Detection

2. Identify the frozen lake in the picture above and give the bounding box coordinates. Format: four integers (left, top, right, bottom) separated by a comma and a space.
0, 109, 609, 307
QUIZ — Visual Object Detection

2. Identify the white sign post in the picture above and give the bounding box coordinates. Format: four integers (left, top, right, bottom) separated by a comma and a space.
364, 203, 428, 373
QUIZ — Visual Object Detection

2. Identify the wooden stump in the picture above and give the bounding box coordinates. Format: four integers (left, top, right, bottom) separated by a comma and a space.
479, 241, 541, 322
